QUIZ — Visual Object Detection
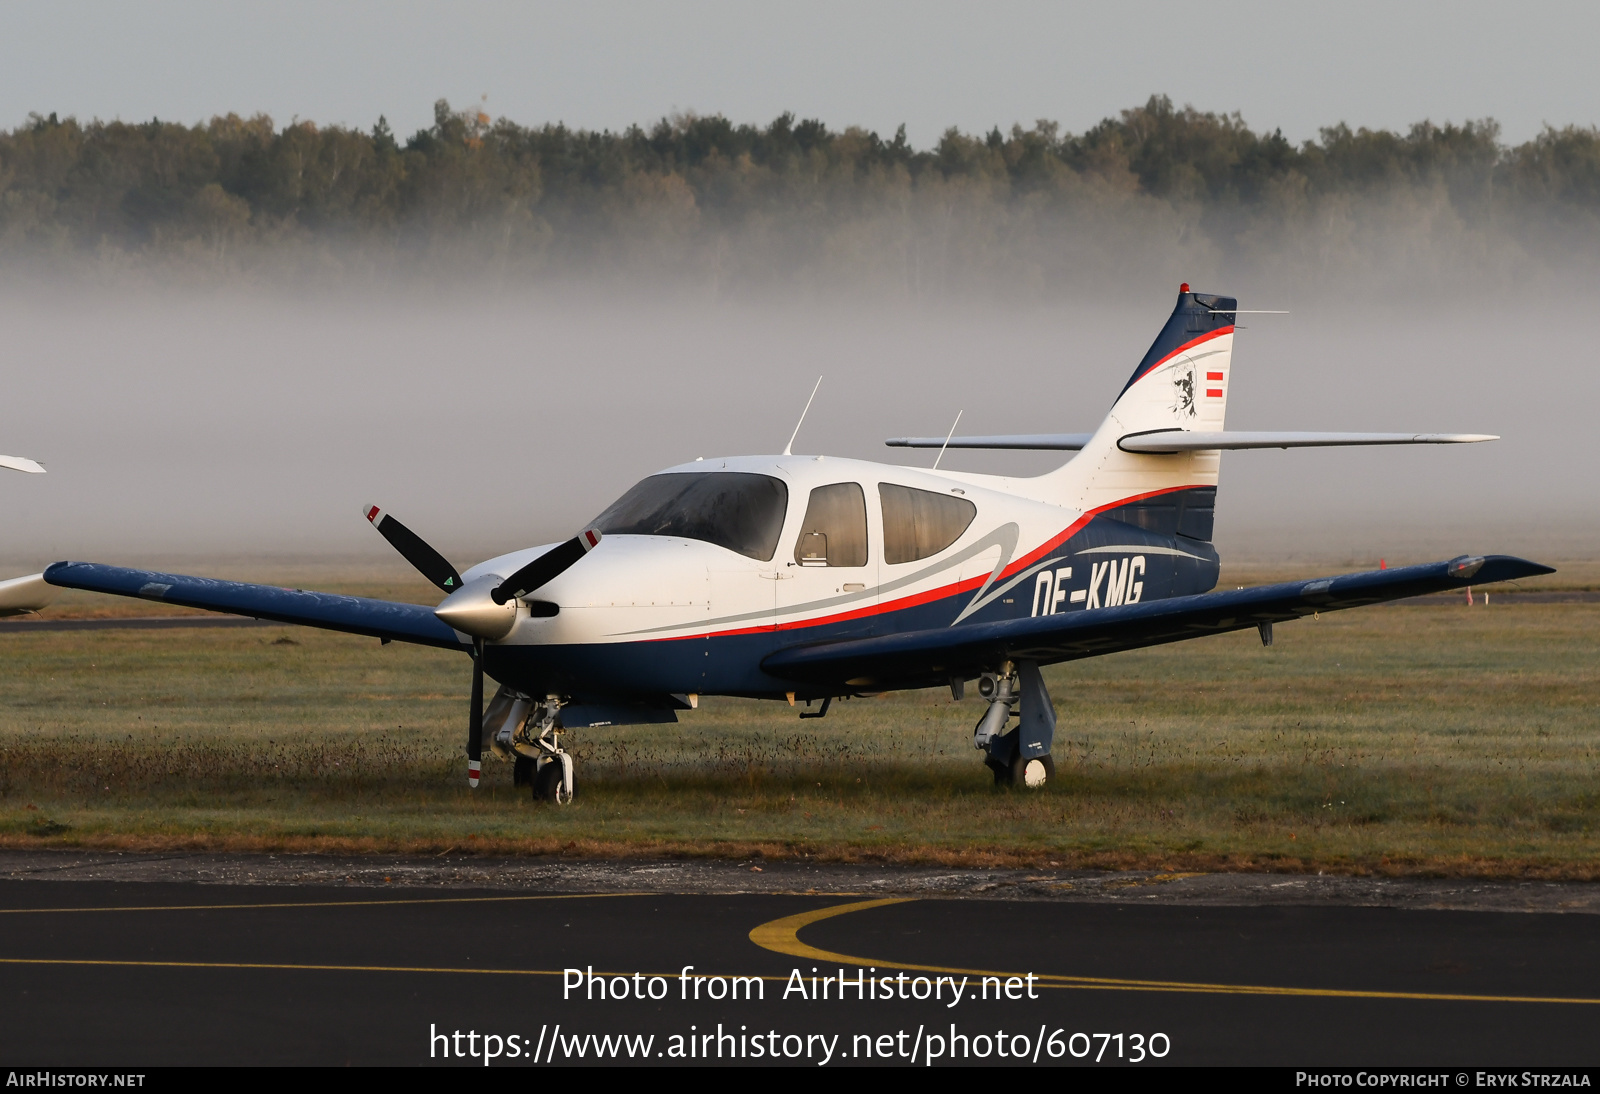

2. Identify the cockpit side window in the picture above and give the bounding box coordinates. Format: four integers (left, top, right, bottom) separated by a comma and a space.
592, 472, 789, 561
879, 483, 977, 564
793, 482, 868, 567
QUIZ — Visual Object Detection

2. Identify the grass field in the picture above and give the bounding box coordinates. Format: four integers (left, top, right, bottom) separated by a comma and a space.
1, 570, 1596, 876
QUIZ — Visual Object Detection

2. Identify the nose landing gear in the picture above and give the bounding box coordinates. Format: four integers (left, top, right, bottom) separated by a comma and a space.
491, 691, 575, 804
971, 660, 1057, 788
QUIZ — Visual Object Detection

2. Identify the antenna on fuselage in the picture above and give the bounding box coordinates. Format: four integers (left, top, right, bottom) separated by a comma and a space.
783, 376, 822, 456
932, 409, 963, 470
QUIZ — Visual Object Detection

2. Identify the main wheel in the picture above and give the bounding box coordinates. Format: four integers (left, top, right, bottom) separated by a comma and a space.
1006, 753, 1055, 789
513, 756, 534, 787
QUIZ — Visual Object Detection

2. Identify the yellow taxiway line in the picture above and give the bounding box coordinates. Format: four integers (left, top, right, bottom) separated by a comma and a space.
6, 892, 1596, 1005
748, 897, 1600, 1007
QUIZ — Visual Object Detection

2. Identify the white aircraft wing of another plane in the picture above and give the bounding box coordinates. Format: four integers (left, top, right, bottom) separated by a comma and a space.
0, 455, 46, 474
0, 573, 57, 616
0, 453, 53, 613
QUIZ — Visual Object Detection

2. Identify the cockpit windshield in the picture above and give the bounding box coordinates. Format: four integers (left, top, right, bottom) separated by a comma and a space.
591, 472, 790, 561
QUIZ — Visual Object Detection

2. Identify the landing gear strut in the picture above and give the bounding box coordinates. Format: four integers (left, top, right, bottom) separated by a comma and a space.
971, 660, 1057, 788
488, 690, 575, 804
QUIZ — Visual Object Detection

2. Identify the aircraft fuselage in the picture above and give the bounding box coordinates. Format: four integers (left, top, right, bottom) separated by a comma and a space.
470, 455, 1220, 702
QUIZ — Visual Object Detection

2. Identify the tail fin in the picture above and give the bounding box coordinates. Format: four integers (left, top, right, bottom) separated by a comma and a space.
1037, 285, 1235, 527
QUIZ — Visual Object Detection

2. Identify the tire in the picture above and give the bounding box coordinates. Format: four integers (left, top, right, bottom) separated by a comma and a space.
1007, 753, 1055, 789
532, 761, 561, 802
532, 758, 573, 804
513, 756, 534, 787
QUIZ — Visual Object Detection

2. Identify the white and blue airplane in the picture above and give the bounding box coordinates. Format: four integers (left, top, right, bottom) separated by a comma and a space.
45, 287, 1551, 802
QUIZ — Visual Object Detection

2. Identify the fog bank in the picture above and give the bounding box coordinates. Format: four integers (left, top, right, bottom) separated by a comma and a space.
0, 279, 1590, 573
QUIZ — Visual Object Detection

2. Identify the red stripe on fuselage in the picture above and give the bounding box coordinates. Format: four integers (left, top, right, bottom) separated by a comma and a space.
643, 483, 1205, 643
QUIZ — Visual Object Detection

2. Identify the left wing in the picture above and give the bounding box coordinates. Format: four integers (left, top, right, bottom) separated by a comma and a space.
44, 562, 468, 650
763, 555, 1552, 690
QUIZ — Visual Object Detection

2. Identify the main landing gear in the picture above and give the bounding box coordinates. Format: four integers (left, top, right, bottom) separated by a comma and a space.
969, 660, 1057, 788
489, 691, 575, 804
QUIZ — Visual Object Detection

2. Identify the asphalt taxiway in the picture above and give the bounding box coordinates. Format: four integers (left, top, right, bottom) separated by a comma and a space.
1, 856, 1598, 1066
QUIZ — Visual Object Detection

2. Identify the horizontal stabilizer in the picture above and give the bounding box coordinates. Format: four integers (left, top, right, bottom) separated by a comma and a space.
763, 555, 1552, 690
43, 562, 468, 650
0, 455, 46, 474
886, 433, 1094, 451
1118, 431, 1497, 453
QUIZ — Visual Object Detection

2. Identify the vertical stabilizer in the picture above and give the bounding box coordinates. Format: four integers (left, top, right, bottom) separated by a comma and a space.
1038, 285, 1235, 521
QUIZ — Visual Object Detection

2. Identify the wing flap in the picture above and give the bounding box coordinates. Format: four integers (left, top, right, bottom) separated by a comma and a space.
43, 562, 468, 650
762, 555, 1552, 689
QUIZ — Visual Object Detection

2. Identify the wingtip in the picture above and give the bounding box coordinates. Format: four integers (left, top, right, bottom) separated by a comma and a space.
42, 561, 89, 586
1470, 555, 1557, 582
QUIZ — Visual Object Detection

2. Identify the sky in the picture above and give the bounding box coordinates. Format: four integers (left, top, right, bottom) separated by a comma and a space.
2, 0, 1597, 147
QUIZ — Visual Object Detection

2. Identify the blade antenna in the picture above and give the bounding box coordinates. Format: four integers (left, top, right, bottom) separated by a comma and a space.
932, 409, 963, 470
782, 376, 822, 457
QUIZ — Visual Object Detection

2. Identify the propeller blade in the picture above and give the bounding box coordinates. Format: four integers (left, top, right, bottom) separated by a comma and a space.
364, 504, 464, 593
467, 639, 483, 787
491, 528, 601, 605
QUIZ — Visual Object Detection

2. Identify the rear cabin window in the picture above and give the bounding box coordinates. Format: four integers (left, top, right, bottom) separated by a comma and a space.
793, 482, 868, 567
879, 483, 976, 564
592, 472, 789, 561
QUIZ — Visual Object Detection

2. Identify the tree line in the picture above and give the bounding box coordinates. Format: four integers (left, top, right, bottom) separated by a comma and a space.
3, 96, 1597, 294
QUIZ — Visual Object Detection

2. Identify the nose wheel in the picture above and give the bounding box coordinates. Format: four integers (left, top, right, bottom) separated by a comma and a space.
532, 754, 574, 804
499, 697, 576, 804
